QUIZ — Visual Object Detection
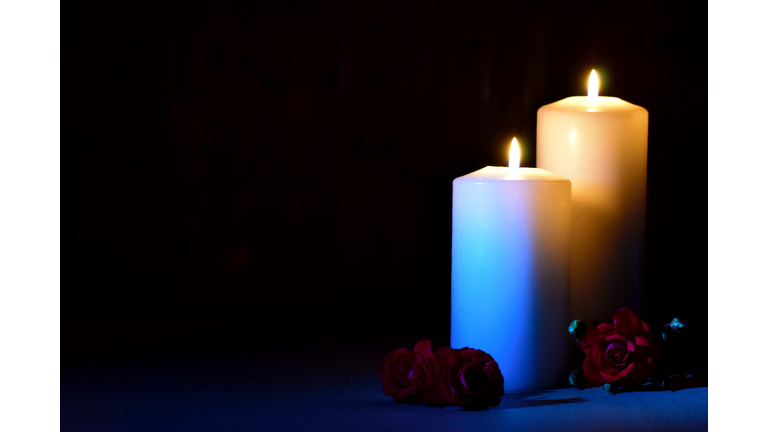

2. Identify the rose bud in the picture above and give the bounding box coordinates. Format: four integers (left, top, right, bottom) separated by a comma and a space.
568, 369, 585, 389
579, 308, 660, 389
652, 373, 669, 389
669, 317, 687, 332
431, 347, 504, 410
378, 340, 436, 404
568, 320, 588, 340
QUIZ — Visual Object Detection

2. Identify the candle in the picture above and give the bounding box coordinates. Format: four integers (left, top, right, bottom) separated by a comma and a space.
536, 70, 648, 322
451, 138, 572, 391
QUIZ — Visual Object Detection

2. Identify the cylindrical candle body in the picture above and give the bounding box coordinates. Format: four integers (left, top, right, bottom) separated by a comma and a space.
451, 167, 571, 391
537, 96, 648, 322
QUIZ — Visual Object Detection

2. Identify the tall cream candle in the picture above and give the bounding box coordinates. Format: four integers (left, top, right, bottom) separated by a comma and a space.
536, 71, 648, 322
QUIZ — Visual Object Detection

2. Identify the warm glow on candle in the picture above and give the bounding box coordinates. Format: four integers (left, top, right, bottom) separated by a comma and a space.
537, 73, 649, 325
509, 137, 521, 169
588, 70, 599, 98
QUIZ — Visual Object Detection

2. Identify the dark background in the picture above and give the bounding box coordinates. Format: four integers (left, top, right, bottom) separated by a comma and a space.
64, 0, 706, 364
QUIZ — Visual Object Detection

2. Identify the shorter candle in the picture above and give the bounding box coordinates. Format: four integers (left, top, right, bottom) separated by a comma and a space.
451, 139, 572, 391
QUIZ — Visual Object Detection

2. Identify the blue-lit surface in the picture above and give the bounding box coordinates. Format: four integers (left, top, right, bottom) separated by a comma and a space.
60, 335, 708, 431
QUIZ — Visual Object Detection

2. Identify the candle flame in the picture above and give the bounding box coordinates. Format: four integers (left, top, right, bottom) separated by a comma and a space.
509, 137, 520, 169
588, 70, 599, 98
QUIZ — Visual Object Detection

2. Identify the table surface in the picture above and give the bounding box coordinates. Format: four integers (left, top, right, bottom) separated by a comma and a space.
61, 333, 708, 432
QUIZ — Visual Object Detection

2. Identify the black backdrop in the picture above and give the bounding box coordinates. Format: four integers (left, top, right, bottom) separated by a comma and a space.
64, 0, 706, 362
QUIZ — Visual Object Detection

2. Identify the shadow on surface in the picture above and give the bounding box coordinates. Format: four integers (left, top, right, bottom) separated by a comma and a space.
625, 373, 707, 393
668, 373, 708, 391
497, 390, 587, 410
497, 398, 587, 410
352, 397, 587, 411
354, 390, 588, 411
345, 368, 377, 383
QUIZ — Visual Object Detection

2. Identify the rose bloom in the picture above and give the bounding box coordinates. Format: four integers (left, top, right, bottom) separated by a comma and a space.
431, 347, 504, 410
378, 340, 436, 404
580, 308, 660, 388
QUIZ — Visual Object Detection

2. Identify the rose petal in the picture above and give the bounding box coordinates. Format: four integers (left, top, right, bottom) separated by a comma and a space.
605, 343, 628, 366
613, 308, 642, 334
569, 310, 660, 391
601, 365, 626, 383
435, 347, 456, 363
379, 347, 436, 403
579, 327, 601, 352
441, 389, 460, 406
597, 326, 618, 340
391, 348, 411, 361
615, 362, 653, 389
633, 334, 660, 361
579, 327, 600, 352
622, 342, 634, 363
612, 362, 635, 380
428, 348, 504, 408
588, 343, 604, 367
634, 336, 651, 347
414, 340, 432, 356
583, 358, 603, 383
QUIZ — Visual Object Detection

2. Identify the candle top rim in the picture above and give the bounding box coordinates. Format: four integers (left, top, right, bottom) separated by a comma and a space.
456, 167, 570, 183
541, 96, 646, 114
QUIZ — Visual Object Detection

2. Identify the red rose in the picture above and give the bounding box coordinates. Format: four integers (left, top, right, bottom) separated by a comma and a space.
378, 340, 436, 404
579, 308, 660, 389
431, 347, 504, 410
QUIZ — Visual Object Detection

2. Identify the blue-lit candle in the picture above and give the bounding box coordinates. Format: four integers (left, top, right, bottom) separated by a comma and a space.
451, 138, 572, 391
